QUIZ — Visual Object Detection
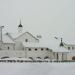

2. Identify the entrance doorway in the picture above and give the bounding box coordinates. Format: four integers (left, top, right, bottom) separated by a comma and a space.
72, 56, 75, 60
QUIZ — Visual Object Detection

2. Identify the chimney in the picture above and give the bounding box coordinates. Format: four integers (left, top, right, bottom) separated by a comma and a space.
0, 26, 4, 42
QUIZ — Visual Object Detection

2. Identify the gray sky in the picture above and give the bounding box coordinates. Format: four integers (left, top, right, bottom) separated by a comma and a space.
0, 0, 75, 42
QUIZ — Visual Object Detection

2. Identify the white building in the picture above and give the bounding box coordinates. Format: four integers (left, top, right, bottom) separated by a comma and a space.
0, 22, 74, 62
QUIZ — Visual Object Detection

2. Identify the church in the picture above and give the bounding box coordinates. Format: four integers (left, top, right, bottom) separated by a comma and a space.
0, 21, 75, 62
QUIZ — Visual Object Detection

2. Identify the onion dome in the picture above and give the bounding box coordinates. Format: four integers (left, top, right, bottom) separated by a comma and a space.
60, 38, 64, 46
18, 20, 23, 27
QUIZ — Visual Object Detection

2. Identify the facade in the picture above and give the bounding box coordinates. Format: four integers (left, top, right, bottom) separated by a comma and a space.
0, 24, 53, 61
0, 22, 75, 62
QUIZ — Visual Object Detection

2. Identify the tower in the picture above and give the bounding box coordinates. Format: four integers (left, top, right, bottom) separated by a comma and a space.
18, 20, 23, 33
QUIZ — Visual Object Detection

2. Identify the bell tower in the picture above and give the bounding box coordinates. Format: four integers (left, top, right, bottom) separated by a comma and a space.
18, 20, 23, 33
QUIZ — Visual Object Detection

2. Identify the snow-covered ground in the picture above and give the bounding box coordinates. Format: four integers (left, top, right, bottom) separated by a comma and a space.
0, 63, 75, 75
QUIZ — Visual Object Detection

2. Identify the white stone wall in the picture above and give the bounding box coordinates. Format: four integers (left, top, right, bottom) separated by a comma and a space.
62, 53, 67, 61
15, 42, 24, 50
64, 44, 75, 51
53, 52, 67, 61
2, 43, 15, 50
66, 52, 75, 60
25, 47, 53, 60
0, 49, 53, 61
0, 50, 25, 58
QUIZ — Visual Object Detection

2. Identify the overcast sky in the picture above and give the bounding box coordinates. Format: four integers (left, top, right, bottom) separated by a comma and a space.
0, 0, 75, 42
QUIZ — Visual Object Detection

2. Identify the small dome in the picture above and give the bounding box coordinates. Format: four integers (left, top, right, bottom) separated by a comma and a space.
59, 38, 64, 46
60, 42, 64, 46
18, 24, 23, 27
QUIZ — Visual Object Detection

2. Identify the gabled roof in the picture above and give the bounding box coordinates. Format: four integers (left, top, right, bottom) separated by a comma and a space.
2, 33, 15, 43
9, 31, 39, 41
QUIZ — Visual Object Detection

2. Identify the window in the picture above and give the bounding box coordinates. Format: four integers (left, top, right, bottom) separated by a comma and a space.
37, 57, 41, 59
41, 48, 43, 51
1, 56, 9, 59
46, 48, 49, 50
29, 48, 31, 51
35, 48, 37, 51
68, 47, 70, 50
72, 47, 74, 50
8, 47, 9, 50
25, 39, 28, 42
44, 56, 49, 59
29, 57, 33, 60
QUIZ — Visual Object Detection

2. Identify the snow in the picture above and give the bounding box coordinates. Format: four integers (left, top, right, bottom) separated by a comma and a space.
2, 34, 15, 43
0, 63, 75, 75
1, 57, 32, 61
22, 33, 60, 49
52, 47, 70, 53
63, 37, 75, 45
23, 42, 51, 48
9, 31, 37, 40
9, 32, 25, 39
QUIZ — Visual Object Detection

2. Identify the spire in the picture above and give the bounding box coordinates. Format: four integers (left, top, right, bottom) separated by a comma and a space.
18, 19, 23, 33
60, 38, 64, 46
18, 19, 23, 27
20, 19, 21, 25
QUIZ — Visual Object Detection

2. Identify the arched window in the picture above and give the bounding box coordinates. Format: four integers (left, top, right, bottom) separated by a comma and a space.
1, 56, 9, 59
37, 57, 41, 59
44, 56, 49, 59
29, 57, 33, 60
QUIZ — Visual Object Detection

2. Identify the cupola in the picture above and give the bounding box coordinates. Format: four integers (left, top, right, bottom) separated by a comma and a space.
18, 20, 23, 33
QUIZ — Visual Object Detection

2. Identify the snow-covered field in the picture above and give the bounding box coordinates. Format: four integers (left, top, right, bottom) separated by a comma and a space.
0, 62, 75, 75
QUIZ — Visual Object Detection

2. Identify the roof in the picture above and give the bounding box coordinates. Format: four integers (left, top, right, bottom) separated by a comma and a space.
62, 37, 75, 45
2, 33, 15, 43
8, 32, 25, 39
52, 47, 70, 53
9, 32, 39, 41
22, 34, 59, 48
22, 34, 69, 52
